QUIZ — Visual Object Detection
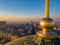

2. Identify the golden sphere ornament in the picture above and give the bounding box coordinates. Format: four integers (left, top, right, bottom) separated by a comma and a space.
40, 18, 55, 30
37, 18, 57, 39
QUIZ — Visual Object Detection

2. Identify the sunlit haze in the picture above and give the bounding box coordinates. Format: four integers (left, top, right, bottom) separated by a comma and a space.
0, 0, 60, 23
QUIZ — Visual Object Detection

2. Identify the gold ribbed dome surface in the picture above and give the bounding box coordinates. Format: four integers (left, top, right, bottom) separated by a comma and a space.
4, 34, 60, 45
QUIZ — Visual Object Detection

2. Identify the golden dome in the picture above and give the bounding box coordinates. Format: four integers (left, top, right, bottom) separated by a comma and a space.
40, 18, 55, 30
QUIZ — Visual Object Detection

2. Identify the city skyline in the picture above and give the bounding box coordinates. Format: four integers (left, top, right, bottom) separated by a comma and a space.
0, 0, 60, 22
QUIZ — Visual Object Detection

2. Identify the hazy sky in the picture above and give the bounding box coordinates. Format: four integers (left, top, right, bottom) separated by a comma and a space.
0, 0, 60, 22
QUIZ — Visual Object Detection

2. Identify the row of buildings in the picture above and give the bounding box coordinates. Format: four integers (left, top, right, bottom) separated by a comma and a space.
0, 21, 40, 44
0, 21, 60, 44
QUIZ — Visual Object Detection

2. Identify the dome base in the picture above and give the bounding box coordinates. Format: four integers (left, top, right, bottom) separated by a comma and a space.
37, 31, 57, 39
5, 35, 60, 45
